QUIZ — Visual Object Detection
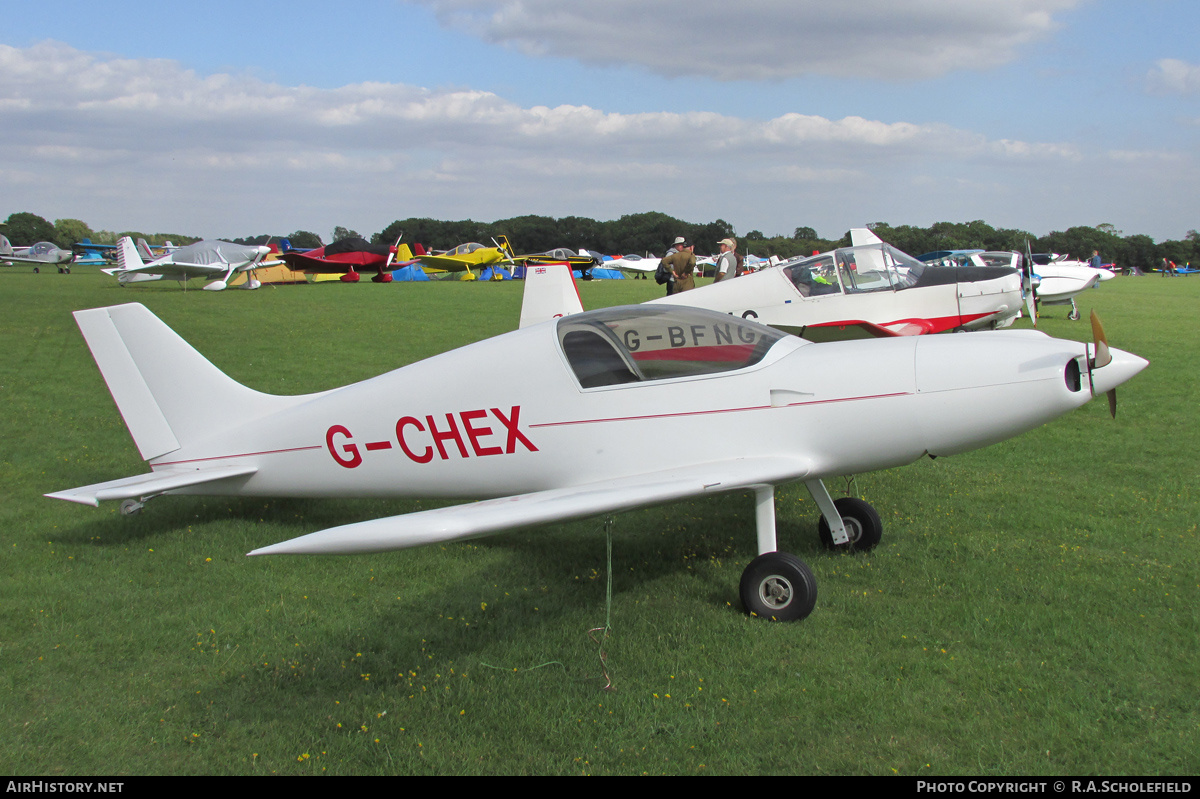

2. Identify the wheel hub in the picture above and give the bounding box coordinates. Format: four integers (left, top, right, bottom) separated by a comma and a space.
843, 516, 863, 543
758, 576, 794, 610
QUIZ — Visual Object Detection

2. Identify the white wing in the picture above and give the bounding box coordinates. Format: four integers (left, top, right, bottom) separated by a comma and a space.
248, 456, 812, 556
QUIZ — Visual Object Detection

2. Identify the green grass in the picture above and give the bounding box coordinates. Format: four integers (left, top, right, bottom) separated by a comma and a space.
1, 268, 1197, 775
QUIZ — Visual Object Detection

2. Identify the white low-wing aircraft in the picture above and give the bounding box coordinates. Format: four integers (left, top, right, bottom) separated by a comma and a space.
47, 302, 1146, 621
1, 235, 75, 271
651, 233, 1023, 340
1028, 252, 1114, 320
105, 236, 279, 290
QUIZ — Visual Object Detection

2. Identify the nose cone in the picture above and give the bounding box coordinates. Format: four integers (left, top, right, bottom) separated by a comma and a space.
1090, 347, 1149, 396
256, 245, 272, 257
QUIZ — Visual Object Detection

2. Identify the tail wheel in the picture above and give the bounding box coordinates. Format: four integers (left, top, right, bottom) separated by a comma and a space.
818, 497, 882, 552
739, 552, 817, 621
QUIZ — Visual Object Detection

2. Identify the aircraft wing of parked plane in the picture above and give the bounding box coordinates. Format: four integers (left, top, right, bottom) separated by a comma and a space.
48, 301, 1145, 622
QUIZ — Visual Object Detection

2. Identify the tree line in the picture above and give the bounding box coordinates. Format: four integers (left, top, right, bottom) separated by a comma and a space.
4, 210, 1196, 270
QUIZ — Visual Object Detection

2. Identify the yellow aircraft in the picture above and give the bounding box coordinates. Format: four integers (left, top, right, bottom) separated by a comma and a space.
417, 236, 514, 279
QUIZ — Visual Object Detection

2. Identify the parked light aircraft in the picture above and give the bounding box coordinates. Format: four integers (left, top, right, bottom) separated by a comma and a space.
281, 237, 400, 283
1027, 252, 1114, 320
1, 235, 75, 271
105, 237, 278, 290
606, 253, 659, 278
72, 239, 118, 266
417, 237, 514, 276
638, 238, 1021, 340
47, 301, 1146, 621
511, 247, 600, 278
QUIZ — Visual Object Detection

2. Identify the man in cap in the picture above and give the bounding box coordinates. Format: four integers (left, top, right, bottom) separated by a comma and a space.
663, 238, 696, 293
714, 237, 739, 283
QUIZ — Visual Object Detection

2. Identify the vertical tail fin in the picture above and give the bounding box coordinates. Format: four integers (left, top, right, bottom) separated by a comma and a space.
136, 238, 156, 260
73, 303, 285, 461
116, 236, 144, 271
519, 262, 584, 328
0, 234, 12, 257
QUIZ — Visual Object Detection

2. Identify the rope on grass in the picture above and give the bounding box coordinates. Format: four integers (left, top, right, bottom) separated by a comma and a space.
587, 516, 615, 691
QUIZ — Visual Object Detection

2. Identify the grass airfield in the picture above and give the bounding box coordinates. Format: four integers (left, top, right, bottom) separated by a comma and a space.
1, 268, 1196, 776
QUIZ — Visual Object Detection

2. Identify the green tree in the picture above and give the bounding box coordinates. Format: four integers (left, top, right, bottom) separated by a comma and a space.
332, 226, 361, 242
287, 230, 323, 249
53, 218, 94, 249
3, 212, 56, 245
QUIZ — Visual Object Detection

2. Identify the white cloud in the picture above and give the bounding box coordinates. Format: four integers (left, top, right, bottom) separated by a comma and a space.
1147, 58, 1200, 95
1, 41, 1189, 242
407, 0, 1082, 80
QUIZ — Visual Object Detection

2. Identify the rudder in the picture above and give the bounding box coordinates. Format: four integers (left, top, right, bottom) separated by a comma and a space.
74, 304, 284, 461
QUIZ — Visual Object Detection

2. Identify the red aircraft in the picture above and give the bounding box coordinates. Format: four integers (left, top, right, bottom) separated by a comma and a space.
281, 237, 420, 283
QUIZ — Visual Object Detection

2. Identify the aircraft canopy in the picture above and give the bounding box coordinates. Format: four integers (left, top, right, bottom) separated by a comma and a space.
557, 305, 788, 388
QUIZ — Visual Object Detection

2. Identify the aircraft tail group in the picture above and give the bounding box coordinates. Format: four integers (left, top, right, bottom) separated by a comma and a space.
72, 303, 285, 462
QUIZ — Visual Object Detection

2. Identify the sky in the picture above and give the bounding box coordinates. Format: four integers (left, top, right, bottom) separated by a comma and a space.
2, 0, 1198, 243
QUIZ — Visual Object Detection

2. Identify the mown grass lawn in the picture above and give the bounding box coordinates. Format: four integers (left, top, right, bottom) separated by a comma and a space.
1, 268, 1195, 775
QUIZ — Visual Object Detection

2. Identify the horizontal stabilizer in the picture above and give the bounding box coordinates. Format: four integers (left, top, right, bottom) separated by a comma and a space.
46, 465, 258, 507
249, 456, 811, 556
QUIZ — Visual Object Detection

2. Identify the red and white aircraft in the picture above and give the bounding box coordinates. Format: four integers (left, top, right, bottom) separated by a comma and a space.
651, 231, 1023, 340
47, 302, 1145, 621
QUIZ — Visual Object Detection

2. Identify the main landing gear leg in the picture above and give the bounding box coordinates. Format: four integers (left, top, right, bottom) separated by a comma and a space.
738, 485, 818, 622
808, 478, 883, 552
806, 479, 848, 545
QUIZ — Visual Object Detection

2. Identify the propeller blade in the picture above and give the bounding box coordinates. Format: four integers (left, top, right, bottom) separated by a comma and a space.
1107, 388, 1118, 419
1023, 241, 1038, 326
492, 236, 517, 266
385, 235, 402, 271
1089, 310, 1111, 369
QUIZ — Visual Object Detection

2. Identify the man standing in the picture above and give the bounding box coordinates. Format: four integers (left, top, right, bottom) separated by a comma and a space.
664, 239, 697, 293
658, 236, 683, 295
1089, 250, 1102, 269
714, 237, 738, 283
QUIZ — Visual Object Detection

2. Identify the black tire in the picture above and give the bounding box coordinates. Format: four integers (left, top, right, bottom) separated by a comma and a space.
739, 551, 817, 621
818, 496, 883, 552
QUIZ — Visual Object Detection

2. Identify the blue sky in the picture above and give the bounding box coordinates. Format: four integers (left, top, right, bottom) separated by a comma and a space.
2, 0, 1197, 243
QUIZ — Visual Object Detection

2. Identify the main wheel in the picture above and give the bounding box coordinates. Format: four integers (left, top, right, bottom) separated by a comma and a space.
818, 496, 882, 552
1068, 308, 1081, 321
739, 552, 817, 621
119, 498, 144, 516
